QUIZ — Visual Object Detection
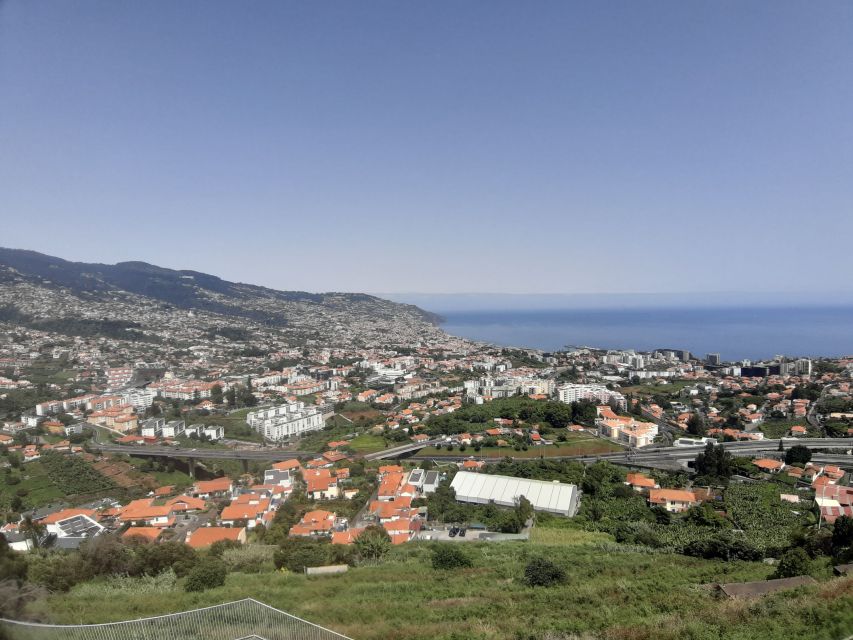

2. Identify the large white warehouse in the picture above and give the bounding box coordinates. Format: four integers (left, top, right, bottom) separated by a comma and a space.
449, 471, 579, 517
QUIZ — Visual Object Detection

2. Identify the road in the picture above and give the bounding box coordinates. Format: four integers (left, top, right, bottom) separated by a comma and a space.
90, 443, 316, 462
408, 437, 853, 470
91, 433, 853, 471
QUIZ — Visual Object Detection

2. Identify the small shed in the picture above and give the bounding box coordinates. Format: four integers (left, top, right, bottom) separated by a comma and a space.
717, 576, 817, 599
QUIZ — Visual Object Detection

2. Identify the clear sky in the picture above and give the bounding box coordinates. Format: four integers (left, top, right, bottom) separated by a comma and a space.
1, 1, 851, 295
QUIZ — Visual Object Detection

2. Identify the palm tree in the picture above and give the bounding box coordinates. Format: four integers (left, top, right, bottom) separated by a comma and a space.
19, 515, 46, 549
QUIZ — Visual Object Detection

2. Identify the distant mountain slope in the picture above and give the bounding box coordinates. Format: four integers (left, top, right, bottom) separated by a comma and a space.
0, 247, 441, 327
0, 247, 447, 348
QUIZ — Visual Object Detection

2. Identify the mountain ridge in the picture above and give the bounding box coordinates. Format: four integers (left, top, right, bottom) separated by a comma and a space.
0, 247, 442, 326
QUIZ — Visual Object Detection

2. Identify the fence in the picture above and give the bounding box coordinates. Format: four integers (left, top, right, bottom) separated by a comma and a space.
0, 598, 352, 640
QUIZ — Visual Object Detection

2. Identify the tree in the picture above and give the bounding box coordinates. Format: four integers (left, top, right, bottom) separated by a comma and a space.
0, 537, 27, 584
184, 557, 227, 592
354, 525, 392, 562
78, 534, 131, 576
771, 548, 811, 579
523, 557, 566, 587
694, 443, 733, 483
209, 384, 223, 405
515, 495, 534, 529
686, 413, 707, 437
832, 515, 853, 554
18, 516, 45, 549
27, 552, 90, 592
431, 544, 473, 570
785, 445, 812, 466
130, 540, 197, 578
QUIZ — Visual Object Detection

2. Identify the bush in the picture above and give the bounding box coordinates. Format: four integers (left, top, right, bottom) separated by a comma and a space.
184, 557, 227, 592
221, 546, 276, 573
27, 552, 90, 592
354, 525, 392, 562
523, 557, 566, 587
207, 539, 243, 558
273, 538, 331, 573
431, 544, 473, 570
683, 534, 762, 561
130, 540, 197, 578
772, 547, 811, 579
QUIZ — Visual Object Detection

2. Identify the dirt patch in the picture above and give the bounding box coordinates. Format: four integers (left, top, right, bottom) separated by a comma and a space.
92, 458, 156, 489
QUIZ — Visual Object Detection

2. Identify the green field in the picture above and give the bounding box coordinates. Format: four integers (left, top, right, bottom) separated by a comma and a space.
0, 461, 65, 511
347, 433, 387, 453
31, 539, 853, 640
760, 418, 817, 439
189, 412, 264, 442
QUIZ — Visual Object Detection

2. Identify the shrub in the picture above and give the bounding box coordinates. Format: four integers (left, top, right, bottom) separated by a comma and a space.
27, 552, 90, 592
221, 545, 276, 573
772, 548, 811, 579
431, 544, 473, 570
184, 557, 227, 592
273, 538, 331, 573
523, 557, 566, 587
78, 534, 132, 577
354, 525, 392, 562
130, 540, 197, 578
207, 539, 243, 558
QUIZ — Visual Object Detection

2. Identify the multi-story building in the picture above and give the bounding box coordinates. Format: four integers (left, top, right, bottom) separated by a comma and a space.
796, 358, 813, 376
120, 388, 156, 410
556, 383, 625, 409
246, 402, 324, 442
140, 418, 165, 438
161, 420, 185, 439
185, 424, 225, 441
106, 366, 134, 390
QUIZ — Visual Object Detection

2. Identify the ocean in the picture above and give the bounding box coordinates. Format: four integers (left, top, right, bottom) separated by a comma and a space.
433, 306, 853, 361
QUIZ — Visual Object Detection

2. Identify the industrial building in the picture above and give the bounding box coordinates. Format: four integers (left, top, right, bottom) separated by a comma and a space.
450, 471, 579, 517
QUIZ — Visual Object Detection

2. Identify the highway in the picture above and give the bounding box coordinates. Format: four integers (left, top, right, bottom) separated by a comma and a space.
90, 443, 314, 462
407, 437, 853, 470
90, 436, 853, 471
363, 439, 444, 461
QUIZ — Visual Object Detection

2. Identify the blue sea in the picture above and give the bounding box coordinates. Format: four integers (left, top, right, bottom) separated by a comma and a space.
435, 306, 853, 361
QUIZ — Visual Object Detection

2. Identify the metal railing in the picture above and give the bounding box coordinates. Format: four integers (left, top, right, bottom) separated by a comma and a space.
0, 598, 352, 640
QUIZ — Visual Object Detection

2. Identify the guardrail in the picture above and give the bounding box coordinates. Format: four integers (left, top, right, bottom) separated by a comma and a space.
0, 598, 352, 640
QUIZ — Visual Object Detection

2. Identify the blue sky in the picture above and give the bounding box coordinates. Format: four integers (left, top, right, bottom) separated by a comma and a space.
1, 1, 851, 295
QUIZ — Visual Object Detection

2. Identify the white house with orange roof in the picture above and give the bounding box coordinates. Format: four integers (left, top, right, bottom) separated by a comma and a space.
289, 510, 337, 537
648, 489, 699, 513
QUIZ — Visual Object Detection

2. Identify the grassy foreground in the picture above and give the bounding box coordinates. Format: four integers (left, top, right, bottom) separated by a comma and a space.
31, 533, 853, 640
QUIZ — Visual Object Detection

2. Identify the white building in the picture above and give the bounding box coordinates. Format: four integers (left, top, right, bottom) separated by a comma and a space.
556, 383, 625, 409
246, 402, 325, 442
450, 471, 579, 517
185, 424, 225, 441
140, 417, 164, 438
161, 420, 185, 439
106, 366, 134, 390
121, 388, 156, 410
